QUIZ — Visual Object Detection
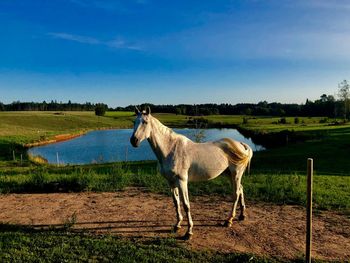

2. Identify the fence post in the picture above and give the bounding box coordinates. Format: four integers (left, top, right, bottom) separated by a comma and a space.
306, 158, 313, 263
13, 150, 16, 161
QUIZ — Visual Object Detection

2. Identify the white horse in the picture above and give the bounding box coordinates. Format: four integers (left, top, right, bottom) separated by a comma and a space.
130, 107, 253, 240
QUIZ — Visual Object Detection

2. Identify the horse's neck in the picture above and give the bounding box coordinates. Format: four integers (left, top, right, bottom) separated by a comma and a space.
147, 117, 178, 162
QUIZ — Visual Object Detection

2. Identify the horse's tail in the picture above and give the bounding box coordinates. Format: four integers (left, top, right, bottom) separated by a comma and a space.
244, 143, 253, 175
217, 138, 253, 174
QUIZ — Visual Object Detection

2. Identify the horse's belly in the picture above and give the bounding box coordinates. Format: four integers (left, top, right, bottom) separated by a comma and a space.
187, 145, 229, 182
188, 161, 228, 182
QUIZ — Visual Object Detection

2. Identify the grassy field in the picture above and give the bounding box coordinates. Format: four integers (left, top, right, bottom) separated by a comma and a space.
0, 111, 133, 161
0, 226, 282, 263
0, 163, 348, 212
0, 111, 347, 144
0, 111, 349, 262
0, 111, 132, 141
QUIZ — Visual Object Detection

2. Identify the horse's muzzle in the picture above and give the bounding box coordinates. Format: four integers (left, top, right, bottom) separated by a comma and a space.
130, 135, 140, 147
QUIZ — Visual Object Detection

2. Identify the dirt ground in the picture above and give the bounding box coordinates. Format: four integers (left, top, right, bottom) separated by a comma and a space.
0, 188, 349, 261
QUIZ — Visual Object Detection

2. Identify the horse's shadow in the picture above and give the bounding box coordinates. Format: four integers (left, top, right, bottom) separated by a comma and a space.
0, 219, 224, 236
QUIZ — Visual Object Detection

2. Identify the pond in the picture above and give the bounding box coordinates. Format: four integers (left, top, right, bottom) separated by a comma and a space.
28, 129, 264, 165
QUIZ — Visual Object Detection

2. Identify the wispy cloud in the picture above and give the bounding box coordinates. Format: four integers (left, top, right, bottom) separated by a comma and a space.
106, 39, 142, 50
48, 32, 143, 51
48, 32, 100, 45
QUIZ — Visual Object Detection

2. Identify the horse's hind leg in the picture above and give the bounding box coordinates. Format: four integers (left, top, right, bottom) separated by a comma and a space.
238, 185, 246, 221
225, 167, 243, 227
171, 187, 183, 232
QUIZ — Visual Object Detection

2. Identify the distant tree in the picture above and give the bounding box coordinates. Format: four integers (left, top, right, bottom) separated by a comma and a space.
279, 117, 287, 124
327, 95, 335, 102
41, 101, 47, 111
175, 107, 181, 115
0, 102, 4, 111
244, 108, 252, 115
338, 80, 350, 120
95, 103, 107, 116
68, 100, 72, 111
278, 109, 286, 116
320, 94, 328, 102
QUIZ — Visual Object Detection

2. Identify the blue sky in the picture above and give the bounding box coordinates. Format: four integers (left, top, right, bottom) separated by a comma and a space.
1, 0, 350, 107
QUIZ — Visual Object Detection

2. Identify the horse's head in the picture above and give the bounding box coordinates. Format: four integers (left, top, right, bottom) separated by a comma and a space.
130, 106, 152, 147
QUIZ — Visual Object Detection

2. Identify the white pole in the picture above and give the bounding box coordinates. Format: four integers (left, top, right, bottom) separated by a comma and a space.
56, 152, 59, 167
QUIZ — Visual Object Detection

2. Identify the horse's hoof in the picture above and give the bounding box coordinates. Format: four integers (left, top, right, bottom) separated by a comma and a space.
172, 225, 181, 233
238, 214, 246, 221
223, 220, 232, 228
182, 232, 193, 241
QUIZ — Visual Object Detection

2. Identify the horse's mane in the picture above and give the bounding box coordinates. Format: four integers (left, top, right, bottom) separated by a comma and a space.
150, 116, 176, 137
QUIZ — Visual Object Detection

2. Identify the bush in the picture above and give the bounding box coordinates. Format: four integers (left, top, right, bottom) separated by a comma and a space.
319, 117, 328, 124
95, 104, 107, 116
279, 117, 287, 124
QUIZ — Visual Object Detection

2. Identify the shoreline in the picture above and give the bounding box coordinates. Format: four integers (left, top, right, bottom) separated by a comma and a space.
24, 132, 86, 148
23, 127, 122, 148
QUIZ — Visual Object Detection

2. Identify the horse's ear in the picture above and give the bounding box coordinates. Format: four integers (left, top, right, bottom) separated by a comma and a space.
135, 106, 140, 114
146, 106, 151, 115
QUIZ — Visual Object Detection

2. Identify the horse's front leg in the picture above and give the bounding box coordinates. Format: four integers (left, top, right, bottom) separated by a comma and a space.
178, 178, 193, 240
171, 187, 183, 232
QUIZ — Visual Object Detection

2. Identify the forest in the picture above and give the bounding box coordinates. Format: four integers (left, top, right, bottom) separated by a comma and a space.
1, 93, 348, 119
0, 100, 107, 112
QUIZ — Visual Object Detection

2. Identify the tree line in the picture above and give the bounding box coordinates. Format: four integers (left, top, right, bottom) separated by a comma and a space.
0, 96, 347, 118
121, 80, 350, 119
119, 96, 344, 118
1, 80, 349, 119
0, 100, 107, 112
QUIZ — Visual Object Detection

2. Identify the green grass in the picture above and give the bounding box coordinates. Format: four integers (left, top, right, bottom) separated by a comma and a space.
0, 226, 280, 263
201, 115, 348, 131
251, 126, 350, 175
0, 111, 123, 138
105, 111, 134, 117
0, 163, 348, 214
